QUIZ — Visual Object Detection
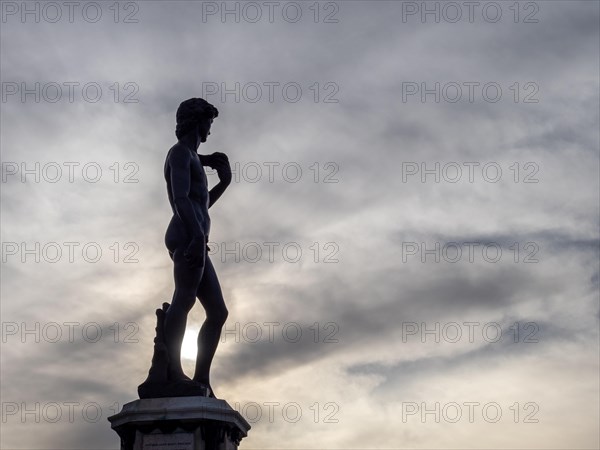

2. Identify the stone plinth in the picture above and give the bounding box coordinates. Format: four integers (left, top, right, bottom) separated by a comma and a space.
108, 396, 250, 450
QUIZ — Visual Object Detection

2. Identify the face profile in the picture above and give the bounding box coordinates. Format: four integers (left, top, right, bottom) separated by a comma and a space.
174, 97, 219, 143
198, 118, 213, 143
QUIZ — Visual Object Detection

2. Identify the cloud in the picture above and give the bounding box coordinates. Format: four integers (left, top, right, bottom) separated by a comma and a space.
1, 1, 598, 449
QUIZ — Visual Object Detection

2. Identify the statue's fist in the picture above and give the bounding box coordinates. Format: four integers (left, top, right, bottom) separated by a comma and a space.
210, 152, 232, 185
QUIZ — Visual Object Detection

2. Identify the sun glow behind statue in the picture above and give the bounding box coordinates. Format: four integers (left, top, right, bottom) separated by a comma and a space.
181, 328, 200, 360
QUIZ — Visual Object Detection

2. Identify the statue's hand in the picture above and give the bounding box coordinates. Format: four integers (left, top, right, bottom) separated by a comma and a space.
203, 152, 225, 168
206, 152, 232, 185
184, 237, 206, 268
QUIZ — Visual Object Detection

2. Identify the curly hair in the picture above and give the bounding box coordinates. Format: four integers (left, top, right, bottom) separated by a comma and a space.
175, 98, 219, 140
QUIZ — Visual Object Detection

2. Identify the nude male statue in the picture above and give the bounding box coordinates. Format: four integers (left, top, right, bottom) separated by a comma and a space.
162, 97, 232, 398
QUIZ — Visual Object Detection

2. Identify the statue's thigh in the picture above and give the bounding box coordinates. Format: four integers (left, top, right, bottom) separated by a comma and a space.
172, 247, 203, 295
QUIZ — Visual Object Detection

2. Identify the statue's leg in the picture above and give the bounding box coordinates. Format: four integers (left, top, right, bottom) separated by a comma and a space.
163, 246, 204, 381
193, 254, 228, 396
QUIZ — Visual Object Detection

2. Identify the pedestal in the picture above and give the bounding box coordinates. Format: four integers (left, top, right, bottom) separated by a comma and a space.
108, 396, 251, 450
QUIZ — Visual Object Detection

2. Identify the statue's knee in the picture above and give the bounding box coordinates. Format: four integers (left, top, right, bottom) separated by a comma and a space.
210, 306, 228, 326
173, 289, 197, 313
222, 307, 229, 323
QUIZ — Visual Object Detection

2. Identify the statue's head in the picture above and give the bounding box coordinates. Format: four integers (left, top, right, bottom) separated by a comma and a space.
175, 98, 219, 143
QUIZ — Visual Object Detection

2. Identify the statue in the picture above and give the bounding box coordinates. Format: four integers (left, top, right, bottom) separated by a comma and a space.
138, 98, 232, 400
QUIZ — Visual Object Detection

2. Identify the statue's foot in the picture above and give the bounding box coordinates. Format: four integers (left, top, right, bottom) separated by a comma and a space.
168, 370, 193, 383
168, 373, 215, 397
193, 379, 216, 398
202, 383, 216, 398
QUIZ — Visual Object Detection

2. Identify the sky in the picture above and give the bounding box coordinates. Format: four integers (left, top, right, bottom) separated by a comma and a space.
1, 1, 599, 448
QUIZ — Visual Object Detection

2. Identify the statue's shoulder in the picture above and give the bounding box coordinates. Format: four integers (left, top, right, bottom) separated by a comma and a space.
167, 143, 192, 164
169, 142, 185, 154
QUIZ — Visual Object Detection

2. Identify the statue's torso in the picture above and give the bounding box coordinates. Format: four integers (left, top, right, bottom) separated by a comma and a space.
164, 144, 211, 247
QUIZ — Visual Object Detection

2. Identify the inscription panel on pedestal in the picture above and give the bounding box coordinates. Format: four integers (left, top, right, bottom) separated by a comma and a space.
142, 432, 194, 450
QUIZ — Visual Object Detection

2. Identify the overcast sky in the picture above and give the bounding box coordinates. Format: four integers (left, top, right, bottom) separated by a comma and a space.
1, 1, 599, 448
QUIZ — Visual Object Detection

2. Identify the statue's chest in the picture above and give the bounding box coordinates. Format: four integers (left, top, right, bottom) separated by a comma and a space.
190, 158, 207, 187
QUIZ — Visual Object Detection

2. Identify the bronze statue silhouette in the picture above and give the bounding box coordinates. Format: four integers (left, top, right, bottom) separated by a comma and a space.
139, 98, 231, 399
